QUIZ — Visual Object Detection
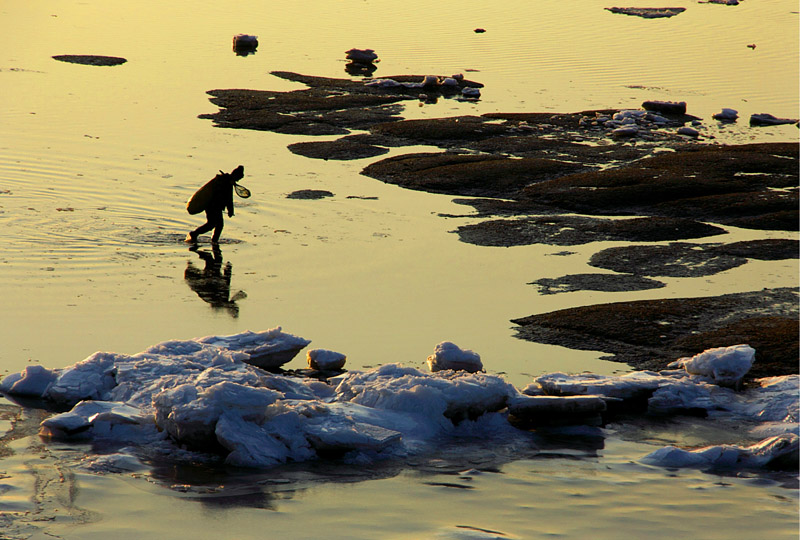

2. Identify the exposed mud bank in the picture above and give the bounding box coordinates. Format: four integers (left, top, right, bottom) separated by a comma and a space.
200, 73, 799, 375
512, 288, 799, 378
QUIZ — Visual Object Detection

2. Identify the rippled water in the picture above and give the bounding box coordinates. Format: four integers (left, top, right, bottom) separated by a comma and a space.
0, 1, 797, 538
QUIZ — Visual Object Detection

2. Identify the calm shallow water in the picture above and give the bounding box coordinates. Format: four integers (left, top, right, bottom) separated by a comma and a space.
0, 1, 798, 538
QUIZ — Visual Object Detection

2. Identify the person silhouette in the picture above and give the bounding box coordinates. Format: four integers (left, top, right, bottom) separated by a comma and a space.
184, 244, 247, 318
186, 165, 246, 244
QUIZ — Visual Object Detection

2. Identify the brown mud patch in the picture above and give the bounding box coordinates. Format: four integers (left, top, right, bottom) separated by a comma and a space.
512, 287, 799, 378
286, 190, 334, 200
288, 140, 389, 160
52, 55, 127, 66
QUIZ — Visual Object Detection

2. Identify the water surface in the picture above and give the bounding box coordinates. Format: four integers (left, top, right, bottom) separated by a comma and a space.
0, 1, 797, 538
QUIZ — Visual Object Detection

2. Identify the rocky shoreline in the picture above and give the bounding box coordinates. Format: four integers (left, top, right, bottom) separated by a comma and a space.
200, 72, 799, 378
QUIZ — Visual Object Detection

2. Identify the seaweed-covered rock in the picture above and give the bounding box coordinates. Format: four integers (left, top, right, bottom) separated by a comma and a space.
362, 152, 583, 198
511, 288, 799, 377
589, 240, 799, 277
605, 7, 686, 18
516, 143, 799, 231
455, 216, 725, 247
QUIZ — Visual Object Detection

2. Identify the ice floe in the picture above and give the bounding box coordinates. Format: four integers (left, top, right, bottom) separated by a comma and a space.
641, 434, 798, 470
667, 344, 754, 387
427, 341, 483, 373
1, 333, 797, 473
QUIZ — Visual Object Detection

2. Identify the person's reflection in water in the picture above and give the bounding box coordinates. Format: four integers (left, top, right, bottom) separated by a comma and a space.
184, 244, 247, 318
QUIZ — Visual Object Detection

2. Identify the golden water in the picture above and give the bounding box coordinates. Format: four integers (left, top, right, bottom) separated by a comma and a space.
0, 1, 797, 538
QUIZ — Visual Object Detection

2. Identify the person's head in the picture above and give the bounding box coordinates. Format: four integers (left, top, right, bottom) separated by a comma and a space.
230, 165, 245, 182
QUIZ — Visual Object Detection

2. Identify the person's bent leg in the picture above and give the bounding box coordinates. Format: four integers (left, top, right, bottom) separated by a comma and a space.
210, 213, 224, 243
187, 210, 217, 242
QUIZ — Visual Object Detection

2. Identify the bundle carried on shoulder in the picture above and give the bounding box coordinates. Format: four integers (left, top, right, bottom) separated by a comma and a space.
186, 165, 248, 215
186, 177, 217, 215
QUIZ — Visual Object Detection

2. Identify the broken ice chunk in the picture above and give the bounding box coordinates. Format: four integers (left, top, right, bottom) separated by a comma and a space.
427, 342, 483, 373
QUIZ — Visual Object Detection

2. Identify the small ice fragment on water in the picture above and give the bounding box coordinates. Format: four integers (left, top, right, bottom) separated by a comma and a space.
668, 344, 754, 386
611, 125, 639, 138
712, 108, 738, 121
365, 78, 402, 88
0, 364, 58, 397
427, 342, 483, 373
81, 452, 146, 473
641, 433, 798, 470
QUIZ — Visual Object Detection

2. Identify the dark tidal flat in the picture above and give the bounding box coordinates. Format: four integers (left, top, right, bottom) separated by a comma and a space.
201, 72, 800, 377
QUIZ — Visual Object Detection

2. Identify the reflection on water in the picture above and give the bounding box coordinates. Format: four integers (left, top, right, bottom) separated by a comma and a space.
184, 244, 247, 317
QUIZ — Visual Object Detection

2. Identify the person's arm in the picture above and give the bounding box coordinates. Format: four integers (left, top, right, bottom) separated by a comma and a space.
226, 184, 234, 217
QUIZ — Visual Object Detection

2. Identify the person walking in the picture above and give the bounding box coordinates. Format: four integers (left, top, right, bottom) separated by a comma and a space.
185, 165, 247, 244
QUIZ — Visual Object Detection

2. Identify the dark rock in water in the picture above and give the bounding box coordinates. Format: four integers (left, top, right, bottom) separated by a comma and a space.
642, 100, 687, 115
750, 113, 799, 127
589, 239, 799, 277
606, 7, 686, 18
52, 55, 127, 66
589, 242, 746, 278
529, 273, 666, 295
511, 287, 799, 377
232, 34, 258, 56
718, 239, 800, 260
474, 28, 486, 33
362, 152, 584, 199
287, 190, 334, 200
345, 48, 378, 64
199, 71, 483, 136
287, 139, 389, 161
455, 216, 726, 247
516, 143, 799, 232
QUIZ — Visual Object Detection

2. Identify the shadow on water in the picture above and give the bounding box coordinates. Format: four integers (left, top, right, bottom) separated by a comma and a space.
184, 244, 247, 318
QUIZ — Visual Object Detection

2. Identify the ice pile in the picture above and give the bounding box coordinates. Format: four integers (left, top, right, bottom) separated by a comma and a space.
427, 341, 483, 373
642, 434, 798, 470
1, 334, 797, 473
667, 344, 754, 387
0, 330, 519, 468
